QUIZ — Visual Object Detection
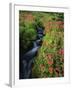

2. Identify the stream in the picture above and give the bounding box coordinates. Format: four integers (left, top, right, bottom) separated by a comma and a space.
20, 27, 45, 79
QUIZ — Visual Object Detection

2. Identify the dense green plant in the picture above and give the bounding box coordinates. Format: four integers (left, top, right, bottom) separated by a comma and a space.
19, 22, 37, 54
33, 17, 45, 29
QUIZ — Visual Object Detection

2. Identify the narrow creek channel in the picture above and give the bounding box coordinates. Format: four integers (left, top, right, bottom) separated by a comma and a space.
20, 27, 45, 79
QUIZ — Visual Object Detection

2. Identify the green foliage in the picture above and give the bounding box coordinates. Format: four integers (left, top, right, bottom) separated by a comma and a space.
33, 17, 45, 29
19, 22, 37, 54
19, 11, 64, 78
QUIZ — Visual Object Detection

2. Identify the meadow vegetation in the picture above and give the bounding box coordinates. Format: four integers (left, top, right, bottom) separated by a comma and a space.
19, 11, 64, 77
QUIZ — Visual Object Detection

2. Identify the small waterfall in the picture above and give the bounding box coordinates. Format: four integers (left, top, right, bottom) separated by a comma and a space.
20, 27, 45, 79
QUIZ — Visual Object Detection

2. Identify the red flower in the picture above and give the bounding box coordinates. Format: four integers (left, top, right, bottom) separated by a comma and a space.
58, 49, 64, 55
61, 49, 64, 55
47, 60, 53, 65
47, 54, 52, 59
48, 67, 53, 74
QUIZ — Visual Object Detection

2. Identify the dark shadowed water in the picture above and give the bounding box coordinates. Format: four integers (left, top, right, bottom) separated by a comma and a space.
20, 27, 45, 79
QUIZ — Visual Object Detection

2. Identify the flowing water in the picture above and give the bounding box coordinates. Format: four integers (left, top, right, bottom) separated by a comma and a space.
20, 27, 44, 79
